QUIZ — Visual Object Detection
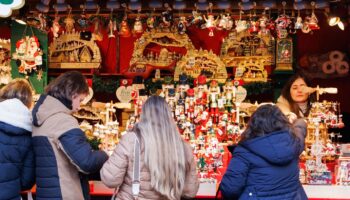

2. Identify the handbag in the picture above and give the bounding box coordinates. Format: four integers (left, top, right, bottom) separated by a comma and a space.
111, 132, 141, 200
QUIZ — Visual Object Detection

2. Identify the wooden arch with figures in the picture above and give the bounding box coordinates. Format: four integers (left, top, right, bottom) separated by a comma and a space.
125, 30, 195, 78
174, 49, 228, 83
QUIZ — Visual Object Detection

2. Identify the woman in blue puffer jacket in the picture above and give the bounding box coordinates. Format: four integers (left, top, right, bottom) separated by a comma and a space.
220, 104, 308, 200
0, 79, 35, 200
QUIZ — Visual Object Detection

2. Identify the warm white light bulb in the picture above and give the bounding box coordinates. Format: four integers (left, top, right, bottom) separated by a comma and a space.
329, 16, 340, 26
15, 19, 26, 25
338, 21, 345, 30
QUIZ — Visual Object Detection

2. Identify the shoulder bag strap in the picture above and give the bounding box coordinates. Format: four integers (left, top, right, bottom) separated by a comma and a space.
132, 131, 141, 199
111, 188, 118, 200
111, 131, 141, 200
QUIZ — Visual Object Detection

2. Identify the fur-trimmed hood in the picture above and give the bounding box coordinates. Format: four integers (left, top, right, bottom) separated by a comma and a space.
0, 98, 32, 132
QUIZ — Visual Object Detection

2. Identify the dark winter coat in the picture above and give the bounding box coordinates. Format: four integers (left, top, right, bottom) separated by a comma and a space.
32, 95, 108, 200
0, 99, 35, 200
220, 119, 308, 200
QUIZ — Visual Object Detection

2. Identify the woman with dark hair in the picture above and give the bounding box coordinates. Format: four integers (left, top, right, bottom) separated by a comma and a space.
220, 104, 308, 200
0, 79, 35, 199
32, 71, 108, 200
276, 73, 315, 120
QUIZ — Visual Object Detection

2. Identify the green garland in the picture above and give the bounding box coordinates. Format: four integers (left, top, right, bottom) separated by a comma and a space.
243, 81, 273, 96
92, 75, 120, 93
90, 75, 271, 97
144, 78, 163, 95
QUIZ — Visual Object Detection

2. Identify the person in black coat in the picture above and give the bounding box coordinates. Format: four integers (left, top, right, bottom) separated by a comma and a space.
0, 79, 35, 200
220, 104, 308, 200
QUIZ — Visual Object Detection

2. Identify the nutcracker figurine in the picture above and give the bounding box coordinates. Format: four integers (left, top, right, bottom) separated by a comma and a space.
166, 88, 176, 116
223, 79, 235, 112
160, 76, 174, 98
185, 88, 195, 119
176, 74, 189, 117
208, 80, 220, 124
194, 74, 208, 109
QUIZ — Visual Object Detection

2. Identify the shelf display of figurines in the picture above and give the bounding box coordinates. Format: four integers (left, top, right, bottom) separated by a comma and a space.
191, 133, 226, 183
300, 86, 344, 185
93, 122, 119, 156
77, 102, 121, 156
156, 74, 257, 183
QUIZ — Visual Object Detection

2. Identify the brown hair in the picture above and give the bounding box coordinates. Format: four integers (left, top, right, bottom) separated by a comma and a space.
45, 71, 89, 101
0, 78, 33, 108
281, 72, 315, 118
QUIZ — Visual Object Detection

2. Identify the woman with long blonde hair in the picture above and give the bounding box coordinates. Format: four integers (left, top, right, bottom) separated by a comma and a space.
101, 95, 199, 200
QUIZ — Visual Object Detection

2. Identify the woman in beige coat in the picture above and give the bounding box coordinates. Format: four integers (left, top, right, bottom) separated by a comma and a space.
101, 95, 199, 200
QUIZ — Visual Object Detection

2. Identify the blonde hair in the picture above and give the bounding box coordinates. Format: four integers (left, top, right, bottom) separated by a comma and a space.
0, 78, 33, 108
136, 96, 187, 200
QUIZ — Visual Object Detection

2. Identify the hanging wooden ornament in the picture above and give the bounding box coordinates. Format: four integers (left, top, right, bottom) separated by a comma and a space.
146, 10, 156, 31
108, 18, 115, 38
203, 3, 218, 37
133, 10, 144, 35
161, 3, 173, 29
305, 2, 320, 31
12, 26, 43, 79
189, 9, 203, 26
177, 16, 187, 34
275, 1, 291, 38
108, 9, 116, 38
119, 10, 131, 37
64, 6, 75, 33
235, 9, 247, 33
120, 19, 131, 37
217, 14, 228, 30
0, 38, 11, 85
258, 12, 270, 36
51, 12, 61, 38
78, 5, 90, 29
92, 6, 103, 41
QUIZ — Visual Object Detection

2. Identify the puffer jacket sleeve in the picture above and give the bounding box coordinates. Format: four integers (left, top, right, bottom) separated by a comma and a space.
58, 128, 109, 174
20, 145, 35, 190
292, 119, 307, 155
100, 132, 132, 188
182, 143, 199, 198
220, 146, 250, 199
